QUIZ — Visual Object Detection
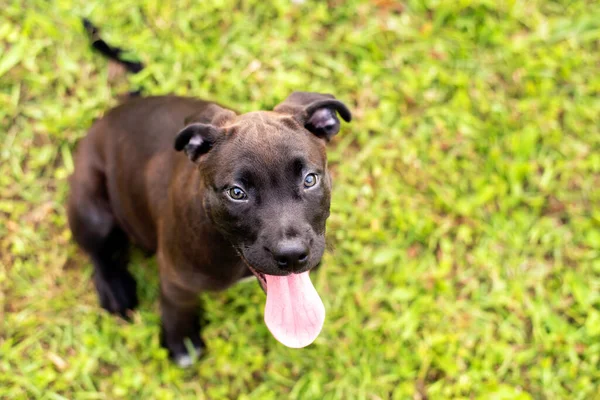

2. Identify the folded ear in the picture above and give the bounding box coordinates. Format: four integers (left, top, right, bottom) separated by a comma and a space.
274, 92, 352, 141
174, 123, 222, 162
176, 103, 236, 163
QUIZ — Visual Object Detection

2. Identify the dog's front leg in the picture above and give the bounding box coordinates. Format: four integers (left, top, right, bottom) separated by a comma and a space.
158, 258, 205, 367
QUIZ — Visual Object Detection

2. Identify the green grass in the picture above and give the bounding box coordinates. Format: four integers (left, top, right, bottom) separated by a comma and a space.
1, 0, 600, 398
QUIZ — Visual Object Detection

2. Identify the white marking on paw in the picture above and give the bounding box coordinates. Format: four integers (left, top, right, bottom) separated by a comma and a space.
174, 346, 204, 368
175, 354, 193, 368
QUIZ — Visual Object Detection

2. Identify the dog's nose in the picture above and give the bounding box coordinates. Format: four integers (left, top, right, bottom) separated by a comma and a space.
272, 240, 309, 271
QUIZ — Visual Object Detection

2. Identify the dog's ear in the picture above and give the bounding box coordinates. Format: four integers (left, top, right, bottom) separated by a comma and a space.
176, 104, 236, 162
274, 92, 352, 141
174, 123, 222, 162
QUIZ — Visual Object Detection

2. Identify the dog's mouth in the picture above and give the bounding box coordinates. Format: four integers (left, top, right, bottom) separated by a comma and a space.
246, 264, 268, 292
238, 253, 325, 349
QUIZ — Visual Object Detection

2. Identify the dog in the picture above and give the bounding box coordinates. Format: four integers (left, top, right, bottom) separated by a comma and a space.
68, 24, 352, 366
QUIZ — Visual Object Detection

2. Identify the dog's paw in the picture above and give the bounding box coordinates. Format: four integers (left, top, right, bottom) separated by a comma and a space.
94, 271, 138, 318
160, 328, 206, 367
173, 345, 204, 368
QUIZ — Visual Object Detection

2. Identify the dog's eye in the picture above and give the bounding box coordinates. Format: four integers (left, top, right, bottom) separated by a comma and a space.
303, 173, 318, 188
227, 186, 247, 200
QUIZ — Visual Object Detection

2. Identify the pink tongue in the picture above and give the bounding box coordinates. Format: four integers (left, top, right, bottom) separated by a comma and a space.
264, 271, 325, 348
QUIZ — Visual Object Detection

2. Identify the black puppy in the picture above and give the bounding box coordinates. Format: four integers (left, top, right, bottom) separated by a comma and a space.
69, 21, 351, 366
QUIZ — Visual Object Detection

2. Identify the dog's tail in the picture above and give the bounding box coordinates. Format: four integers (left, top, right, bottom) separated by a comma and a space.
82, 18, 144, 73
82, 18, 144, 97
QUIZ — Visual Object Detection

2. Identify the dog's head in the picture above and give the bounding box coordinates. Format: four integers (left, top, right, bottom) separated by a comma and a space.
174, 92, 351, 278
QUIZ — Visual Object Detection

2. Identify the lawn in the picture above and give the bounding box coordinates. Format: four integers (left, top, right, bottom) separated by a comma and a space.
1, 0, 600, 399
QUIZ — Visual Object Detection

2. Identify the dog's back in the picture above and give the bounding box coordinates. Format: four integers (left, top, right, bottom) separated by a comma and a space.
71, 96, 218, 251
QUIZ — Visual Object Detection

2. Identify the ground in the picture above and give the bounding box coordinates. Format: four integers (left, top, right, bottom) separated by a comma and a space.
1, 0, 600, 399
